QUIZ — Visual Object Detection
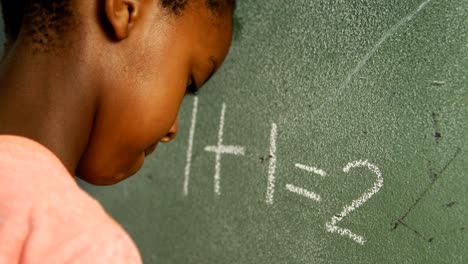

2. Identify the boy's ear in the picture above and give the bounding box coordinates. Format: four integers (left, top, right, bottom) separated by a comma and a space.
104, 0, 140, 40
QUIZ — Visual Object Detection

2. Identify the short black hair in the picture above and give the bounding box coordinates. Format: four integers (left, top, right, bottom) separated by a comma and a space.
1, 0, 236, 47
162, 0, 236, 15
1, 1, 25, 43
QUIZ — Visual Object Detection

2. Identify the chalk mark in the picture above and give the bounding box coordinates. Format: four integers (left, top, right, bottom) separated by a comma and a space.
326, 160, 384, 245
312, 0, 434, 114
265, 123, 278, 205
392, 148, 461, 230
204, 103, 246, 196
431, 80, 446, 86
286, 184, 321, 202
204, 146, 245, 155
183, 97, 199, 196
286, 162, 326, 203
295, 163, 327, 177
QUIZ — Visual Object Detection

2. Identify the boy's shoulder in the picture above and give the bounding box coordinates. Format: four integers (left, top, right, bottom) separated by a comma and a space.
0, 135, 142, 264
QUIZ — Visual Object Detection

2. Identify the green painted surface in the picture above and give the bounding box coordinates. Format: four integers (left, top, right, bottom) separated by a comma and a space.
81, 1, 467, 262
2, 0, 468, 263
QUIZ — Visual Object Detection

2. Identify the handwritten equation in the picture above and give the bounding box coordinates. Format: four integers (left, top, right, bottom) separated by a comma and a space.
182, 98, 384, 245
175, 0, 440, 245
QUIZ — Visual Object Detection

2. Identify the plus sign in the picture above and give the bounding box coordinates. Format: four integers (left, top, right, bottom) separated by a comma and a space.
204, 103, 246, 196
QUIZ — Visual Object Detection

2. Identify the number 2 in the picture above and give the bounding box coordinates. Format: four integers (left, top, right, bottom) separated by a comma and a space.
325, 160, 384, 245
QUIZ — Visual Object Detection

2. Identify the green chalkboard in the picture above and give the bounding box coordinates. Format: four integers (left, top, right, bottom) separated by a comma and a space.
80, 1, 468, 262
3, 0, 468, 263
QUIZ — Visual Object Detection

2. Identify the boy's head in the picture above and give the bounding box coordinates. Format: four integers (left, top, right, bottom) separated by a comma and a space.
1, 0, 235, 185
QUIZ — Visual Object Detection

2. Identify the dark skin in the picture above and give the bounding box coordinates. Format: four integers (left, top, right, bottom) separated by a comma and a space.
0, 0, 233, 185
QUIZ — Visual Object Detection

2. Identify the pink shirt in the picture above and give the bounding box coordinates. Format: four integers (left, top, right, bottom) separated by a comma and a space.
0, 136, 142, 264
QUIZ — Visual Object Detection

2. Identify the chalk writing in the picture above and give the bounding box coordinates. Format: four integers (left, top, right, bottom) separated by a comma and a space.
286, 184, 321, 202
312, 0, 433, 115
183, 97, 199, 196
295, 163, 327, 177
184, 100, 384, 245
204, 103, 246, 195
265, 123, 278, 205
285, 163, 327, 202
325, 160, 384, 245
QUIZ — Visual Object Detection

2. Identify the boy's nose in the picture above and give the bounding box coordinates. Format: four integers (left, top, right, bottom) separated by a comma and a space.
160, 118, 178, 143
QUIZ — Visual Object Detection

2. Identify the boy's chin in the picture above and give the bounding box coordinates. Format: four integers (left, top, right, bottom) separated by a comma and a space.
75, 154, 145, 186
76, 174, 129, 186
144, 142, 159, 157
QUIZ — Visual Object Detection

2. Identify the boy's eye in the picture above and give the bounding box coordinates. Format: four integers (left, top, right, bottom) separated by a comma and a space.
186, 76, 198, 96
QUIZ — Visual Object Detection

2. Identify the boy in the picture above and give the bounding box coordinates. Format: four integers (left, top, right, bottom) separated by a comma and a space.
0, 0, 235, 262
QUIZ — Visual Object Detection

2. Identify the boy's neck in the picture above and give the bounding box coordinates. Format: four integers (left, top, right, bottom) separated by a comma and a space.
0, 42, 99, 176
